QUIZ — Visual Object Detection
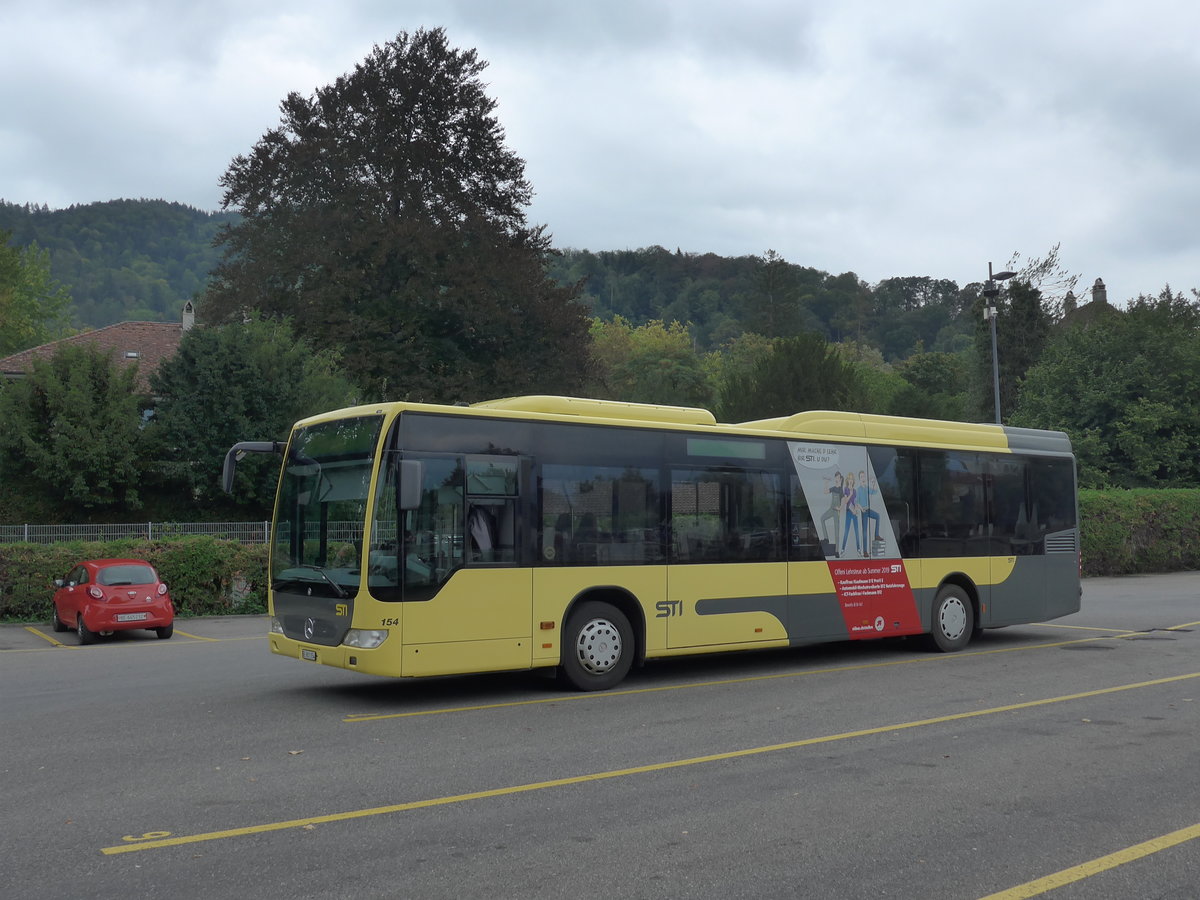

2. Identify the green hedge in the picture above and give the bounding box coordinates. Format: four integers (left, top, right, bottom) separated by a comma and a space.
0, 536, 268, 622
1079, 488, 1200, 576
2, 489, 1196, 621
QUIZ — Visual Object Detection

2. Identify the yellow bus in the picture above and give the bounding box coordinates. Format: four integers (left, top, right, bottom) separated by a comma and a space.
223, 395, 1080, 690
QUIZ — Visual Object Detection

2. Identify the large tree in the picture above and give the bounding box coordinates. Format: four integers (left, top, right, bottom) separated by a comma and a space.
0, 232, 71, 356
743, 249, 803, 338
587, 317, 712, 407
892, 350, 970, 420
147, 319, 359, 508
868, 276, 965, 360
714, 332, 867, 422
203, 28, 589, 402
1012, 287, 1200, 487
0, 345, 142, 510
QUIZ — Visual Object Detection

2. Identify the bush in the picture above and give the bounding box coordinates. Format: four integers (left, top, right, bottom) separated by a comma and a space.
0, 537, 268, 622
1080, 488, 1200, 576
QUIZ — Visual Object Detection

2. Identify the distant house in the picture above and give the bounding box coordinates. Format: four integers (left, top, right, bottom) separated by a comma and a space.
0, 301, 195, 394
1058, 277, 1120, 332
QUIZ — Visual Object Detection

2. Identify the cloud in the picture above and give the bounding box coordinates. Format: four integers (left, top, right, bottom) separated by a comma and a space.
2, 0, 1198, 297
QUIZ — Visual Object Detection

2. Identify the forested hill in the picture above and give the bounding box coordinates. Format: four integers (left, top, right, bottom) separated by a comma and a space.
548, 246, 978, 356
2, 198, 983, 360
0, 199, 237, 328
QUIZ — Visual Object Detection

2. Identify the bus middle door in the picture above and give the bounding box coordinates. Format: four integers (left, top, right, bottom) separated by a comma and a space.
666, 468, 789, 649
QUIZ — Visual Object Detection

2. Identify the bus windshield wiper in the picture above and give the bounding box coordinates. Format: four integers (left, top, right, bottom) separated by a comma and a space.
298, 564, 349, 599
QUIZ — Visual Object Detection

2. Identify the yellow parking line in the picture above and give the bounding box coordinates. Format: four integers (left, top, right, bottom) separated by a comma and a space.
172, 629, 217, 641
1032, 618, 1200, 635
23, 626, 74, 648
203, 635, 263, 642
979, 821, 1200, 899
0, 630, 262, 653
103, 670, 1200, 856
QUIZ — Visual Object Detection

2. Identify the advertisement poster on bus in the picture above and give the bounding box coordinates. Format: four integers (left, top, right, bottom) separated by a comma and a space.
788, 441, 922, 638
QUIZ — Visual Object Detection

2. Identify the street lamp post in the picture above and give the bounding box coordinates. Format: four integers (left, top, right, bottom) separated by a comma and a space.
982, 262, 1016, 425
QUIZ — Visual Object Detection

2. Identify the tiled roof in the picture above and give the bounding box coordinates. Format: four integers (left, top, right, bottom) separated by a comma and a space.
0, 321, 183, 394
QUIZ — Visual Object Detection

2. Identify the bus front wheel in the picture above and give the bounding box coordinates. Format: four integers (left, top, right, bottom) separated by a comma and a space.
927, 585, 974, 652
559, 601, 634, 691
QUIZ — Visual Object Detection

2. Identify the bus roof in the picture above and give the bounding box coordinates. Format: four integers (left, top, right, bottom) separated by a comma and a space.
293, 396, 1071, 456
473, 395, 717, 426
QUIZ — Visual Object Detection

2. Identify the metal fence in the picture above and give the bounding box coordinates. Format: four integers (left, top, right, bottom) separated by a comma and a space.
0, 521, 272, 545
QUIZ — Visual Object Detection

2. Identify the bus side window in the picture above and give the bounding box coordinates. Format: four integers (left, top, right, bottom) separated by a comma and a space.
468, 504, 496, 559
671, 468, 783, 564
398, 456, 465, 602
468, 501, 516, 563
867, 446, 917, 558
540, 464, 662, 566
789, 476, 823, 561
465, 457, 519, 566
987, 455, 1028, 555
1030, 456, 1077, 538
918, 450, 988, 557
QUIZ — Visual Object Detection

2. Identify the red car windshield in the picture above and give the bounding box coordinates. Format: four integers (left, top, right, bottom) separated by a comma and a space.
97, 565, 157, 586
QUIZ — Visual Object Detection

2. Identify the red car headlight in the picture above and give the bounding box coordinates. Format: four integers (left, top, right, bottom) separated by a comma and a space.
88, 586, 104, 600
157, 583, 168, 596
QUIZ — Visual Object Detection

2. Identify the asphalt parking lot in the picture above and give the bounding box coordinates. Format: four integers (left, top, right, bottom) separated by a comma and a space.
2, 574, 1198, 899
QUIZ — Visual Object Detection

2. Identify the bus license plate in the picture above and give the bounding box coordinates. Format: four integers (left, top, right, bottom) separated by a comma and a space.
116, 612, 148, 622
301, 649, 318, 661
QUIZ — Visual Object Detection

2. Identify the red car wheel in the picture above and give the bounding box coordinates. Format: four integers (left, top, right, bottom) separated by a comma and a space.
76, 615, 100, 645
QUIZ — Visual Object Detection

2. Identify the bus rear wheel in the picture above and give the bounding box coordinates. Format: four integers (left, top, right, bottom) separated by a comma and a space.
559, 601, 633, 691
927, 585, 974, 652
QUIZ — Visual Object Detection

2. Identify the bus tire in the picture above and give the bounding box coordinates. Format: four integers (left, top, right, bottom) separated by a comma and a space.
927, 584, 973, 652
559, 601, 634, 691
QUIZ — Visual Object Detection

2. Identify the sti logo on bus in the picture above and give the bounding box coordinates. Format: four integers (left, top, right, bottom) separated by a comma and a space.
655, 600, 683, 618
335, 603, 349, 616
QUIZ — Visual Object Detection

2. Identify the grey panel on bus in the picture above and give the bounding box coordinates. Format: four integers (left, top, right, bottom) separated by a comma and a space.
695, 593, 849, 644
1044, 529, 1082, 619
273, 591, 352, 646
986, 558, 1045, 626
1000, 426, 1073, 456
912, 586, 935, 632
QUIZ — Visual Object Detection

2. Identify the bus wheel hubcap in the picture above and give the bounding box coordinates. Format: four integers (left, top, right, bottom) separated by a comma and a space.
576, 618, 622, 675
940, 597, 967, 640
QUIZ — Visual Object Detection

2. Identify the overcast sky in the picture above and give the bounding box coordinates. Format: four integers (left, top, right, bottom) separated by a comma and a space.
4, 0, 1198, 301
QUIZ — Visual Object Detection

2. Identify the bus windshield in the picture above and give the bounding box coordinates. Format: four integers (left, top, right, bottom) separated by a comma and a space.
271, 415, 383, 597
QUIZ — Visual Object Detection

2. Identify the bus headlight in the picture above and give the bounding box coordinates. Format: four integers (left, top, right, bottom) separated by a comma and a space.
270, 617, 285, 635
343, 629, 388, 649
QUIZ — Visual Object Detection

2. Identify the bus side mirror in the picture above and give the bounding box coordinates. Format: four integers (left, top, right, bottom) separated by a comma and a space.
399, 459, 423, 510
222, 441, 283, 493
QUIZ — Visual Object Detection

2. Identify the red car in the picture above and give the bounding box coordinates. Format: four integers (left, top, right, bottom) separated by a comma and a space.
52, 559, 174, 644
